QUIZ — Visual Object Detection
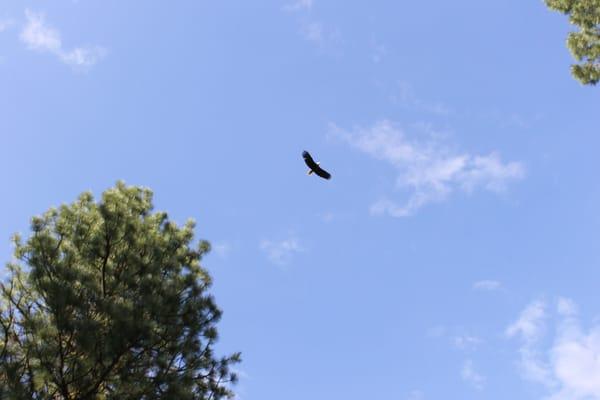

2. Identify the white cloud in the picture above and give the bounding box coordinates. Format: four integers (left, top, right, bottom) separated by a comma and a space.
461, 359, 485, 390
506, 300, 553, 386
557, 297, 578, 316
60, 46, 106, 68
20, 11, 61, 52
20, 9, 106, 68
454, 335, 483, 350
260, 237, 303, 266
550, 318, 600, 399
473, 280, 502, 291
332, 120, 525, 216
507, 298, 600, 399
283, 0, 314, 12
507, 300, 547, 342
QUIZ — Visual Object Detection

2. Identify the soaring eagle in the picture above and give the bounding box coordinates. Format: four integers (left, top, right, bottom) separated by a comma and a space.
302, 150, 331, 180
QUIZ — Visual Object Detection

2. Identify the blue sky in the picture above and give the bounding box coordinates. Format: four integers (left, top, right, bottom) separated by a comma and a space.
1, 1, 600, 399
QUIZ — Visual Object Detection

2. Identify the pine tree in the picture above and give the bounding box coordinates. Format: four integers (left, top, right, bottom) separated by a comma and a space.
545, 0, 600, 85
0, 182, 240, 399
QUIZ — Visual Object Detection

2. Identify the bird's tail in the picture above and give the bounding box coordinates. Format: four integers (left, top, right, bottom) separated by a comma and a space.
307, 169, 313, 175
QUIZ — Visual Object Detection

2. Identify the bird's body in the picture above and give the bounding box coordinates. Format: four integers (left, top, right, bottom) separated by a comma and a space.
302, 150, 331, 180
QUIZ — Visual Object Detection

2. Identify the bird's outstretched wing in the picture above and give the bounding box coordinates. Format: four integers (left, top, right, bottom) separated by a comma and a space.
302, 150, 331, 180
302, 151, 318, 169
314, 167, 331, 180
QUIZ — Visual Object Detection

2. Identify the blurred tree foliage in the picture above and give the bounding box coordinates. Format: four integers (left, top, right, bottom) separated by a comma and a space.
546, 0, 600, 85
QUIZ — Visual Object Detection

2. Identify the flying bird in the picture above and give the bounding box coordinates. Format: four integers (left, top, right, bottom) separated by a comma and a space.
302, 150, 331, 180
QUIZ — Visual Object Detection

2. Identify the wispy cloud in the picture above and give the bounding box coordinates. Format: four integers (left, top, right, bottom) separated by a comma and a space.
556, 297, 578, 316
506, 299, 553, 386
473, 280, 502, 291
0, 19, 15, 32
321, 211, 335, 222
454, 335, 483, 350
331, 120, 525, 216
507, 298, 600, 399
507, 300, 547, 343
20, 9, 106, 69
301, 21, 324, 43
212, 242, 232, 258
429, 325, 483, 351
299, 20, 341, 48
406, 390, 425, 400
371, 40, 387, 64
260, 237, 303, 266
391, 81, 453, 116
283, 0, 314, 12
282, 0, 340, 49
461, 359, 486, 390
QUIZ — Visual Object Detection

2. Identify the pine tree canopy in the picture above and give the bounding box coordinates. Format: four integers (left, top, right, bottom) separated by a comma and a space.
0, 182, 240, 400
545, 0, 600, 85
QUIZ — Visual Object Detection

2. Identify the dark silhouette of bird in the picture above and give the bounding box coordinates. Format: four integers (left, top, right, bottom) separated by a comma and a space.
302, 150, 331, 180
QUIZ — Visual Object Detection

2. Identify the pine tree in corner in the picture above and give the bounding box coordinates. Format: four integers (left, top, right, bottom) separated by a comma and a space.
0, 182, 240, 399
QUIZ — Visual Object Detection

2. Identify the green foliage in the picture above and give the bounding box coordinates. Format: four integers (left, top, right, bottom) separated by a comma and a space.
0, 182, 240, 399
545, 0, 600, 85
